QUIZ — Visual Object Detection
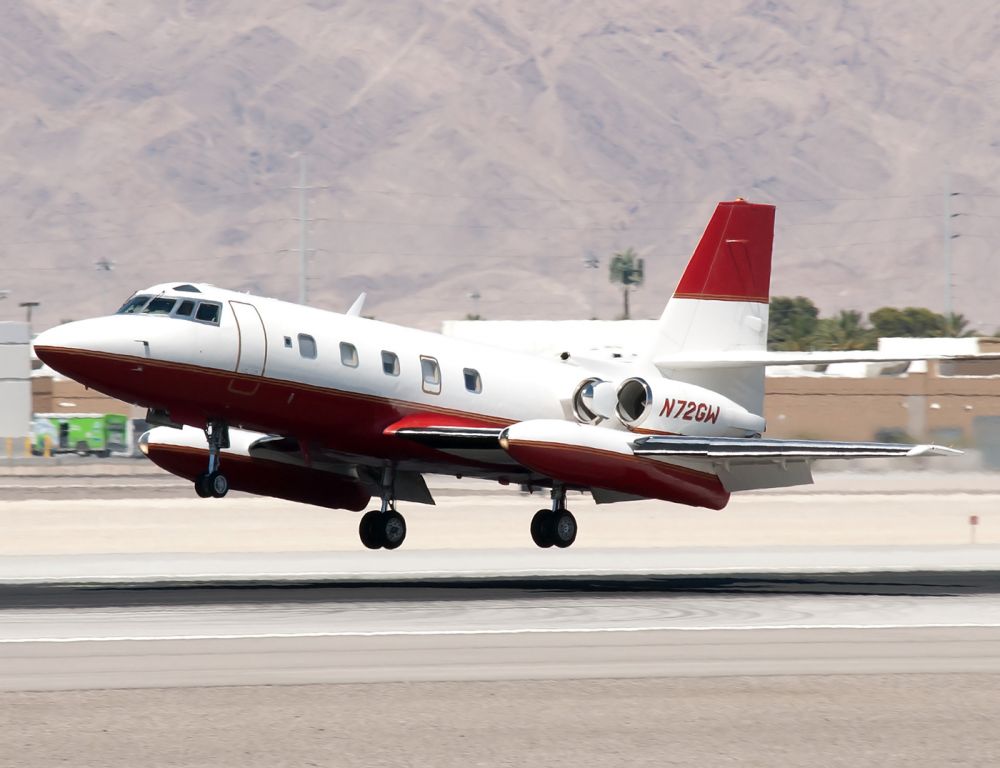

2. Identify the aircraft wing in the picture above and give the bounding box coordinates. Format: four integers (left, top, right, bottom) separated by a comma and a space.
631, 434, 960, 491
389, 425, 505, 450
384, 416, 519, 469
630, 435, 960, 459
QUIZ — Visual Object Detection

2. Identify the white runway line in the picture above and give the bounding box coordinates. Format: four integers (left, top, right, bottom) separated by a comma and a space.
5, 622, 1000, 644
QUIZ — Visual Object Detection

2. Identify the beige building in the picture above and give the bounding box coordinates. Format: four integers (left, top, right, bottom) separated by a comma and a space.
766, 360, 1000, 445
31, 375, 138, 417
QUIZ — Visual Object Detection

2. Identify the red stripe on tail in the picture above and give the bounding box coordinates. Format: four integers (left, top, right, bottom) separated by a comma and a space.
673, 200, 775, 304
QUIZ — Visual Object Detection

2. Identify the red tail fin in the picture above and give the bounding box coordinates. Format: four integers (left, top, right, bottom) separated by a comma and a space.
672, 200, 775, 304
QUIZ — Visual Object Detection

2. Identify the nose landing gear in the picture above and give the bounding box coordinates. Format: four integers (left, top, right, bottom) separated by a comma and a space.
530, 486, 577, 548
194, 420, 230, 499
358, 464, 407, 550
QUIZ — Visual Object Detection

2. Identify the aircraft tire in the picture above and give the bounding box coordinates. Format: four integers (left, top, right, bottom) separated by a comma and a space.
194, 472, 212, 498
551, 510, 577, 548
380, 511, 407, 550
530, 509, 554, 548
209, 471, 229, 498
359, 510, 384, 550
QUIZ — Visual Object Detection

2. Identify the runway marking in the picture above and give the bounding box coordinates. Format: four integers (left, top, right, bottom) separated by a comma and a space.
4, 622, 1000, 644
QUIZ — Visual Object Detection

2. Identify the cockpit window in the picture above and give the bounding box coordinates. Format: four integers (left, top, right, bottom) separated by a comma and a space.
195, 302, 221, 324
142, 297, 177, 315
173, 284, 201, 293
117, 295, 151, 314
176, 300, 195, 317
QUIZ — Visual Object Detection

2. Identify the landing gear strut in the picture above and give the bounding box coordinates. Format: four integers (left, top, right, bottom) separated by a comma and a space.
530, 486, 577, 549
194, 420, 230, 499
359, 464, 407, 550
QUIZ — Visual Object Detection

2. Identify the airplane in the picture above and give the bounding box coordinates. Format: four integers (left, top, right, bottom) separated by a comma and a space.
33, 199, 961, 550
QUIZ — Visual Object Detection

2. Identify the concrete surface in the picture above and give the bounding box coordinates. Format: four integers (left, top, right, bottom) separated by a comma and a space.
1, 675, 998, 768
2, 473, 1000, 766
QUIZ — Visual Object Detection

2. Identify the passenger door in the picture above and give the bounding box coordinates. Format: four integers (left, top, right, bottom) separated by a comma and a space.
229, 301, 267, 377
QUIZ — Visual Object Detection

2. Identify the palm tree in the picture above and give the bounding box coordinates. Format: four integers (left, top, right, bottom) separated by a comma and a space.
608, 248, 644, 319
810, 310, 876, 350
939, 312, 978, 337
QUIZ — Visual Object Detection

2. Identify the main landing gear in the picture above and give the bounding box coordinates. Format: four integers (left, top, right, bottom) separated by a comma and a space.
194, 420, 230, 499
359, 464, 407, 550
530, 486, 577, 549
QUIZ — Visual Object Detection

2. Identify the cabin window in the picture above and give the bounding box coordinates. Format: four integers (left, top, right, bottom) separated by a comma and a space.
175, 300, 195, 317
298, 334, 317, 359
420, 356, 441, 394
463, 368, 482, 394
116, 295, 151, 314
284, 336, 292, 348
143, 297, 176, 315
340, 342, 359, 368
382, 350, 400, 376
194, 302, 221, 325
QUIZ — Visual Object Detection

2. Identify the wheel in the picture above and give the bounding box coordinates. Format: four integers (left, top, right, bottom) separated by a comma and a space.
530, 509, 554, 548
194, 472, 212, 498
209, 471, 229, 498
551, 510, 577, 548
359, 510, 384, 549
76, 441, 90, 456
380, 510, 407, 550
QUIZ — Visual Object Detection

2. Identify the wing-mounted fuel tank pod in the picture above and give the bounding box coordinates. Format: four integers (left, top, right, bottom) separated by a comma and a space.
615, 377, 765, 437
499, 419, 730, 509
140, 426, 371, 511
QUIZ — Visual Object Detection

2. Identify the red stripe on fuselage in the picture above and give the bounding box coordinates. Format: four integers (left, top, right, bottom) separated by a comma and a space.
34, 345, 513, 467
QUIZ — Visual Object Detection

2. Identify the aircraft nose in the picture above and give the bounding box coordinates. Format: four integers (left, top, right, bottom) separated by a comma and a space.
32, 318, 118, 386
33, 321, 89, 371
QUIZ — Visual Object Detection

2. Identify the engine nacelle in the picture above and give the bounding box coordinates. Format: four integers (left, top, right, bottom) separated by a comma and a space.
615, 377, 765, 437
571, 377, 620, 424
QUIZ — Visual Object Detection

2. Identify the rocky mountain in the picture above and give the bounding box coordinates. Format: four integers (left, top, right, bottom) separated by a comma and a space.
2, 0, 999, 332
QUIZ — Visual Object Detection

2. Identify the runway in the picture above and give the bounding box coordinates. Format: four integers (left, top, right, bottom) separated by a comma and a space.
3, 575, 1000, 768
3, 474, 1000, 765
3, 572, 1000, 690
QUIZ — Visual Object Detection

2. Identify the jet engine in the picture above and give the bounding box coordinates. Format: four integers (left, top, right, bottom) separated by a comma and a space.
615, 377, 765, 437
571, 377, 619, 424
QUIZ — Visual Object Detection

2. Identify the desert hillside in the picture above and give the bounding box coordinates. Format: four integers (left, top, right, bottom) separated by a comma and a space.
1, 0, 999, 332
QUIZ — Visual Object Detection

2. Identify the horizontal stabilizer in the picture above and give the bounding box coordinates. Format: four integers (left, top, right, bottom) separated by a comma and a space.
656, 350, 1000, 369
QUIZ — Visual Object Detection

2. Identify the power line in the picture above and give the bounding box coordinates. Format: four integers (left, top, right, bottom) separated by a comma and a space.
9, 183, 1000, 226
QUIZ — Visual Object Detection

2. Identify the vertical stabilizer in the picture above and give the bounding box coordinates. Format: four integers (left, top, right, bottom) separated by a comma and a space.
650, 200, 775, 416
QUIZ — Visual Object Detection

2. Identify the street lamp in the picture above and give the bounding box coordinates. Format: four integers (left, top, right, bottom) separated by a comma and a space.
468, 290, 482, 319
19, 301, 39, 329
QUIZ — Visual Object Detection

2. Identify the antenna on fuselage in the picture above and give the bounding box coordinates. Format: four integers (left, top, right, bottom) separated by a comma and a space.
346, 292, 367, 317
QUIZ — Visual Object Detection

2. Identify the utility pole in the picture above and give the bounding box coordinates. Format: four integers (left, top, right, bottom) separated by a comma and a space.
583, 253, 599, 319
296, 153, 309, 305
942, 178, 960, 319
